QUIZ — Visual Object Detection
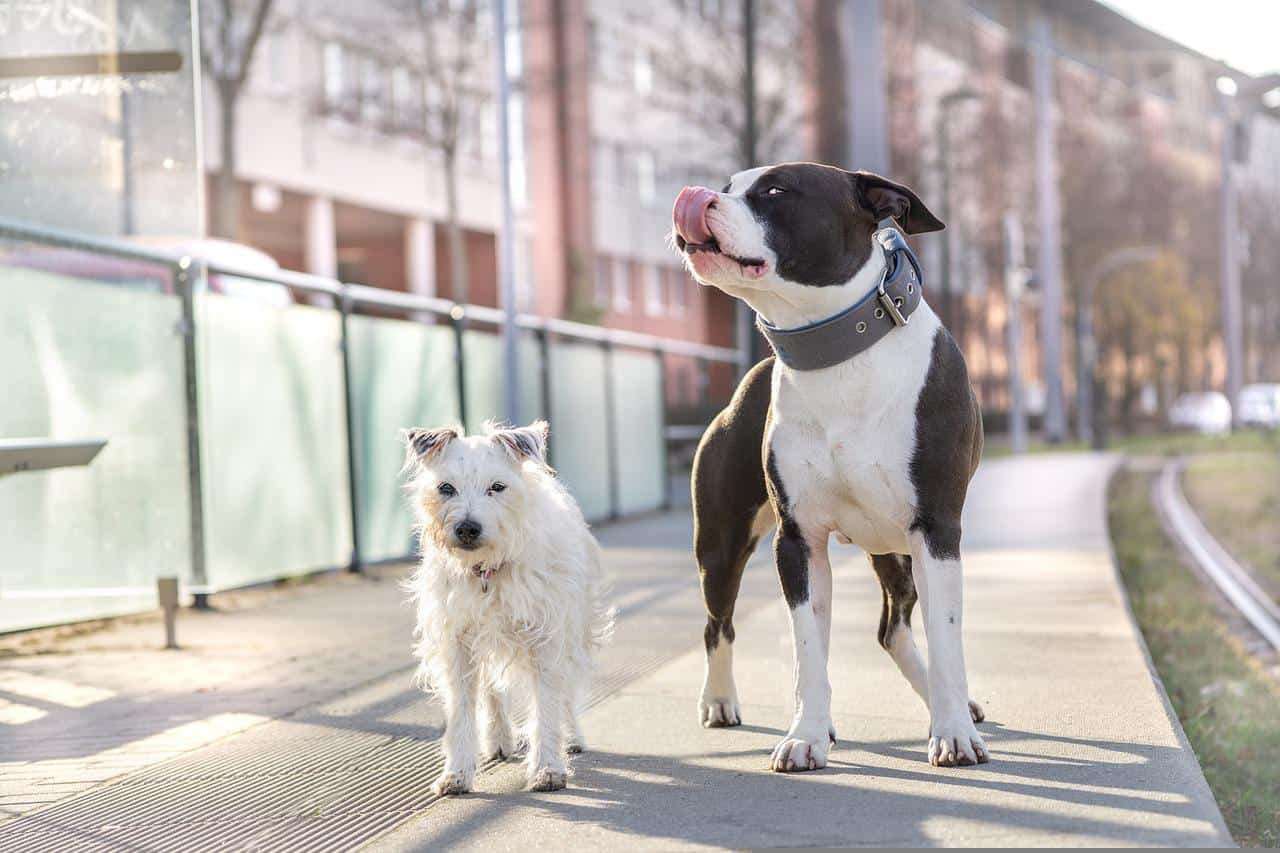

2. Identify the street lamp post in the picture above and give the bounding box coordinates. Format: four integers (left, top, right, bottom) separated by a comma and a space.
935, 87, 980, 335
494, 0, 521, 423
1217, 73, 1280, 429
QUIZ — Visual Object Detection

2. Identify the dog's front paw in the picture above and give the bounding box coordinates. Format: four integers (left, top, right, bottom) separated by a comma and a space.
698, 694, 741, 728
968, 698, 985, 724
928, 714, 989, 767
565, 737, 585, 754
769, 725, 831, 772
528, 766, 568, 792
432, 769, 473, 796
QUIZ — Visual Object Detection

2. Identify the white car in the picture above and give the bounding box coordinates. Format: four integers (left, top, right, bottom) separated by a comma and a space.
1239, 383, 1280, 429
1169, 392, 1232, 435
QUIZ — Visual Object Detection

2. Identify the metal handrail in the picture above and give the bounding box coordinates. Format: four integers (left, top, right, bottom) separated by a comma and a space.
0, 215, 742, 364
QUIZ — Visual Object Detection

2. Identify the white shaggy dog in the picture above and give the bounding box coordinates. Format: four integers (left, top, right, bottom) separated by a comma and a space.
402, 420, 612, 794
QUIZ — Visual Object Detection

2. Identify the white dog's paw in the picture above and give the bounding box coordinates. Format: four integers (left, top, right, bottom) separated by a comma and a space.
698, 694, 742, 728
928, 714, 990, 767
564, 737, 586, 755
432, 768, 474, 796
528, 766, 568, 792
968, 698, 985, 724
769, 726, 832, 772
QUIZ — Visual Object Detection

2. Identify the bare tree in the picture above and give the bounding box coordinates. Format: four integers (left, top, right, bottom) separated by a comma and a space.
381, 0, 492, 306
652, 0, 806, 175
200, 0, 276, 241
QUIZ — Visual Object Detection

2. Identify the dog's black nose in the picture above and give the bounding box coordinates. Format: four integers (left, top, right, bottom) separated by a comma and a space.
454, 519, 482, 547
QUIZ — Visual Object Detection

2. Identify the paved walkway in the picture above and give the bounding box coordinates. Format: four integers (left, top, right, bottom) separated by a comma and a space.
0, 454, 1232, 849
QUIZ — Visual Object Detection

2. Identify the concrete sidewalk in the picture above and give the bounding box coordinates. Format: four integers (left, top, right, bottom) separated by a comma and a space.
0, 454, 1232, 849
372, 454, 1232, 849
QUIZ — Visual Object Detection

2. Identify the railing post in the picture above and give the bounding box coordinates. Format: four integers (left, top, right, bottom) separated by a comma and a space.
538, 328, 554, 467
602, 339, 620, 521
451, 306, 469, 430
176, 258, 210, 610
339, 287, 363, 572
657, 347, 672, 512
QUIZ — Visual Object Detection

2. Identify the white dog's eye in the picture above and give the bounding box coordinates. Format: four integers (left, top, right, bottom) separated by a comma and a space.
488, 482, 506, 495
765, 186, 785, 196
437, 482, 456, 497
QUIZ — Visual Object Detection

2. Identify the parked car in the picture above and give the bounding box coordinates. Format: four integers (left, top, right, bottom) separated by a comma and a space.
1168, 391, 1232, 435
1239, 383, 1280, 429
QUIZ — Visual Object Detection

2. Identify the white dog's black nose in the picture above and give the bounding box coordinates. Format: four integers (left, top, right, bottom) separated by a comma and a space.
454, 519, 482, 548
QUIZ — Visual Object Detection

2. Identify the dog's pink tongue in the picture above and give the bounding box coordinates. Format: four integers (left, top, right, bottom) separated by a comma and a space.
673, 186, 716, 245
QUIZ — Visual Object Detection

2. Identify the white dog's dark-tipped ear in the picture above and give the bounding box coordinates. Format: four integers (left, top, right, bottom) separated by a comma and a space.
489, 419, 550, 466
848, 170, 944, 234
403, 425, 460, 466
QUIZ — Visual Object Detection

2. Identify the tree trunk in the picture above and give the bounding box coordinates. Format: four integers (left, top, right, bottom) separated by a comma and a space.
215, 81, 241, 241
443, 149, 469, 305
1121, 323, 1136, 435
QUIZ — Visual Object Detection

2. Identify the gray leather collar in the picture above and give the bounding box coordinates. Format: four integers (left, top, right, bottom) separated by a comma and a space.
757, 223, 924, 371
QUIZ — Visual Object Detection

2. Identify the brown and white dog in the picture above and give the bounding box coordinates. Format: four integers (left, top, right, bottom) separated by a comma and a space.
671, 163, 988, 772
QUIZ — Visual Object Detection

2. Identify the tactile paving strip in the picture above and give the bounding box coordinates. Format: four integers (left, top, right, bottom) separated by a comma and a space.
0, 650, 674, 853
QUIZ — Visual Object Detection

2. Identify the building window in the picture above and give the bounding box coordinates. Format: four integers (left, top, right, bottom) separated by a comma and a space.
390, 66, 417, 130
634, 46, 653, 95
322, 42, 345, 108
668, 268, 687, 318
612, 258, 632, 311
595, 255, 612, 308
644, 265, 664, 316
636, 150, 656, 206
361, 57, 386, 125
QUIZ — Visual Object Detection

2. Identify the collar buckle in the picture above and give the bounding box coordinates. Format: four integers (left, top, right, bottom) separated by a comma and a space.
878, 280, 908, 327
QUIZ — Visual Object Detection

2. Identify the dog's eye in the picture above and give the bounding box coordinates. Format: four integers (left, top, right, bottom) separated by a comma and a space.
488, 482, 506, 495
765, 186, 785, 196
437, 482, 456, 497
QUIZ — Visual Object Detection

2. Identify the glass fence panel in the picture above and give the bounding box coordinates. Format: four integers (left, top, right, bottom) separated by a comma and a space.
548, 341, 611, 521
0, 252, 189, 632
196, 292, 351, 590
610, 350, 666, 514
462, 329, 544, 434
348, 315, 460, 564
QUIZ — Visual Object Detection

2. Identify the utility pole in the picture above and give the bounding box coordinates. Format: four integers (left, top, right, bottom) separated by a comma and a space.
935, 88, 979, 335
736, 0, 758, 373
1003, 213, 1029, 454
844, 0, 888, 174
1216, 73, 1280, 428
494, 0, 521, 423
1031, 16, 1066, 443
1219, 87, 1244, 428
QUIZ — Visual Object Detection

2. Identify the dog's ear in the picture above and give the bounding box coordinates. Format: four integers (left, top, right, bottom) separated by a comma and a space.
488, 420, 550, 467
848, 171, 944, 235
403, 425, 460, 468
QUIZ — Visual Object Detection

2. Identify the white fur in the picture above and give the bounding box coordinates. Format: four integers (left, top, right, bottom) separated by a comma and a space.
681, 168, 986, 770
403, 422, 613, 794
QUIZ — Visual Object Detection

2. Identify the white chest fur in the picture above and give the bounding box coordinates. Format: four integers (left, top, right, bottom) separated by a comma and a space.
766, 304, 941, 555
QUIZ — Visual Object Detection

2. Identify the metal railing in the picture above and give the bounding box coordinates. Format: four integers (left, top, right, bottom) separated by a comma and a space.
0, 216, 740, 616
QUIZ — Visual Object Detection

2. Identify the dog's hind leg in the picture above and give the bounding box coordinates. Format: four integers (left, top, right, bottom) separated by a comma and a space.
693, 358, 773, 729
869, 552, 985, 724
481, 683, 515, 761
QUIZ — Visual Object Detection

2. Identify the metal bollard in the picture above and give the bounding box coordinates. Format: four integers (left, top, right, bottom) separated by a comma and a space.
157, 577, 180, 649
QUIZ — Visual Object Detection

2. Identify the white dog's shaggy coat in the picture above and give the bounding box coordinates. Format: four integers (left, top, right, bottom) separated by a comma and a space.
403, 420, 612, 794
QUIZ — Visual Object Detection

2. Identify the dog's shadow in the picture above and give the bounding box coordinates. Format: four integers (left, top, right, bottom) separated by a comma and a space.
422, 723, 1226, 848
